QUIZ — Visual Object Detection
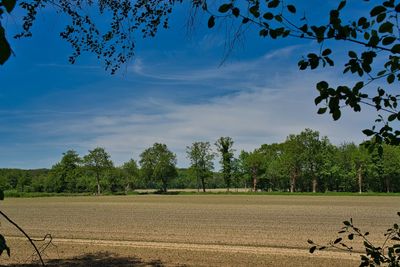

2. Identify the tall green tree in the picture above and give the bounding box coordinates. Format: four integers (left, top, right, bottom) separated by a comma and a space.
352, 144, 372, 194
139, 143, 177, 193
239, 149, 264, 191
49, 150, 82, 193
215, 137, 235, 191
297, 129, 327, 193
121, 159, 141, 192
281, 134, 304, 193
258, 143, 284, 191
186, 141, 215, 192
83, 147, 113, 195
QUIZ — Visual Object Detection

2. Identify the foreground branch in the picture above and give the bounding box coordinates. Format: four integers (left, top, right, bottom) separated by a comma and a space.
0, 210, 45, 266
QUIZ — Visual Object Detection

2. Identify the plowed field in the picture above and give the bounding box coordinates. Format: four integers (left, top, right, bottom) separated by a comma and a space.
0, 195, 398, 266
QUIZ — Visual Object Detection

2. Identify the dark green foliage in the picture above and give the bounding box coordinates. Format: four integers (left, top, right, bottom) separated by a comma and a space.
0, 234, 10, 257
186, 142, 215, 192
1, 129, 400, 194
139, 143, 178, 193
83, 147, 114, 195
215, 137, 235, 191
0, 0, 15, 65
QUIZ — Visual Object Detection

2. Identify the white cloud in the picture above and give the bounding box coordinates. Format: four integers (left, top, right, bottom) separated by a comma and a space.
5, 46, 377, 168
27, 75, 373, 168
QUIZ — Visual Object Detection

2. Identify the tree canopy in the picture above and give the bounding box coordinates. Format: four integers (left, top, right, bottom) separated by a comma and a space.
139, 143, 178, 193
186, 141, 215, 192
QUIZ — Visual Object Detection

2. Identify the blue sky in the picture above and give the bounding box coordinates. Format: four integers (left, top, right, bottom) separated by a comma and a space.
0, 1, 377, 169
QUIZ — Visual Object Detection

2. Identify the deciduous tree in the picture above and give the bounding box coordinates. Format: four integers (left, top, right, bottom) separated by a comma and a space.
215, 137, 234, 191
186, 141, 215, 192
139, 143, 177, 193
83, 147, 113, 195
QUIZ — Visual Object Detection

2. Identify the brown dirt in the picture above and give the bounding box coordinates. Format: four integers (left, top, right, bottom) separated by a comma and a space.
0, 195, 398, 266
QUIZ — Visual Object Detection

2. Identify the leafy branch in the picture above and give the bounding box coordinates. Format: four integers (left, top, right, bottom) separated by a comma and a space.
309, 212, 400, 267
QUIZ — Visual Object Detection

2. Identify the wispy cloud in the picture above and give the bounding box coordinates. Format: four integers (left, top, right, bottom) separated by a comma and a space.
1, 45, 376, 168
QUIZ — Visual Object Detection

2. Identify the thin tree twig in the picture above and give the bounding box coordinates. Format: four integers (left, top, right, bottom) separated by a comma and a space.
0, 210, 45, 266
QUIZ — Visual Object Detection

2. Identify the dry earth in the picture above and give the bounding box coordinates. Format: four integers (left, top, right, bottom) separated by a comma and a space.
0, 195, 398, 266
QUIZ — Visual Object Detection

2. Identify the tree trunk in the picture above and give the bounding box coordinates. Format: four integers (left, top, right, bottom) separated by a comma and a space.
358, 166, 362, 194
96, 173, 101, 195
196, 173, 200, 192
290, 172, 297, 193
201, 177, 206, 192
385, 177, 390, 193
312, 177, 317, 193
162, 178, 168, 193
125, 183, 130, 194
252, 168, 257, 192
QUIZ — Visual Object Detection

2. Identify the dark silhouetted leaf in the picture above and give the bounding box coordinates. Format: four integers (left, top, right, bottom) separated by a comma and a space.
287, 5, 296, 13
363, 129, 375, 136
263, 12, 274, 20
218, 4, 232, 13
0, 26, 11, 65
334, 237, 342, 244
338, 1, 346, 10
382, 37, 396, 45
208, 16, 215, 28
3, 0, 16, 13
370, 5, 386, 17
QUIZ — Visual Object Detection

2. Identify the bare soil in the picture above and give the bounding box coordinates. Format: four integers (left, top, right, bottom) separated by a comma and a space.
0, 195, 398, 266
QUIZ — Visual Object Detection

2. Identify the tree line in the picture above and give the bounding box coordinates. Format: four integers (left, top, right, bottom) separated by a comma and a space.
1, 128, 400, 194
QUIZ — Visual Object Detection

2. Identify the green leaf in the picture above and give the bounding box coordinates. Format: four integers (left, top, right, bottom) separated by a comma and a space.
275, 15, 282, 22
232, 8, 240, 17
207, 16, 215, 28
316, 81, 329, 91
376, 12, 386, 23
378, 22, 393, 33
391, 44, 400, 53
317, 107, 327, 114
0, 234, 10, 257
362, 129, 375, 136
268, 0, 280, 8
332, 109, 341, 121
3, 0, 17, 13
370, 5, 387, 17
387, 73, 395, 84
378, 145, 383, 157
249, 5, 260, 17
334, 237, 342, 244
348, 51, 357, 58
338, 1, 346, 11
382, 36, 396, 45
263, 12, 274, 20
218, 4, 232, 13
343, 220, 351, 226
322, 48, 331, 56
396, 3, 400, 12
287, 5, 296, 13
388, 113, 397, 121
0, 26, 12, 65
